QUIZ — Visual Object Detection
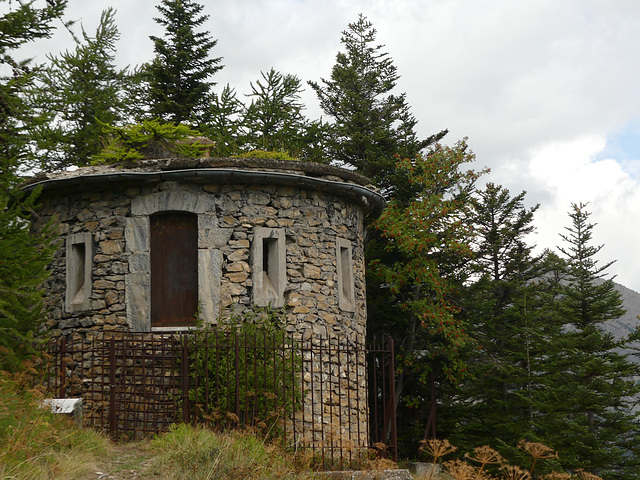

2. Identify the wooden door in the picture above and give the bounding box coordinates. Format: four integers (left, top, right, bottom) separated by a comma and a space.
150, 211, 198, 327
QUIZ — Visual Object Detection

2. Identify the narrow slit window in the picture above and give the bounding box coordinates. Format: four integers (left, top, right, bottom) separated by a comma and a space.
72, 243, 86, 302
336, 238, 355, 312
253, 228, 285, 307
65, 233, 93, 313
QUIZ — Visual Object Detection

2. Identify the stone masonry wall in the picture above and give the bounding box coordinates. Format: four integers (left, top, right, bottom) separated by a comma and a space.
31, 160, 382, 453
37, 180, 367, 342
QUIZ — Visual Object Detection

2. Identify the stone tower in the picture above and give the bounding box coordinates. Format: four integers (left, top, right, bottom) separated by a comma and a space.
27, 157, 385, 452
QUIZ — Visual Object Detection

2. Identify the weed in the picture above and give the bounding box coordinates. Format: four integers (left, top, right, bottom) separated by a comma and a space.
0, 371, 109, 479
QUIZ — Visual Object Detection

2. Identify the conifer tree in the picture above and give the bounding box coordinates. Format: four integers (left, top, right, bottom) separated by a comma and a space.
200, 84, 243, 156
0, 0, 61, 369
242, 68, 307, 154
442, 184, 548, 457
309, 14, 446, 197
146, 0, 223, 124
240, 68, 328, 160
28, 8, 128, 171
540, 203, 640, 478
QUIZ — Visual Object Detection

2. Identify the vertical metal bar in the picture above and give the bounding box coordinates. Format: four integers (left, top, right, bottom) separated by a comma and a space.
271, 331, 277, 426
204, 330, 210, 424
388, 338, 397, 462
101, 335, 106, 432
89, 335, 96, 430
123, 335, 129, 438
281, 331, 287, 444
318, 339, 325, 469
355, 343, 363, 468
59, 336, 67, 398
252, 331, 258, 424
182, 335, 190, 425
108, 338, 117, 439
193, 331, 199, 426
263, 332, 268, 422
290, 334, 296, 446
243, 329, 249, 426
308, 340, 318, 466
338, 345, 342, 470
215, 329, 220, 428
234, 332, 240, 421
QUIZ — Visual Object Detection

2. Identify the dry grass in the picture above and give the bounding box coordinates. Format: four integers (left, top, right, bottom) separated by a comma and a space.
416, 439, 602, 480
142, 423, 319, 479
0, 369, 109, 480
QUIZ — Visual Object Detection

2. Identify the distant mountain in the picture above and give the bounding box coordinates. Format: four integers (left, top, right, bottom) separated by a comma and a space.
606, 282, 640, 340
604, 282, 640, 364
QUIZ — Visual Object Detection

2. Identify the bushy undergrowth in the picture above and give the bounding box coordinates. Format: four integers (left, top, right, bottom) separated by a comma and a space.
0, 369, 109, 480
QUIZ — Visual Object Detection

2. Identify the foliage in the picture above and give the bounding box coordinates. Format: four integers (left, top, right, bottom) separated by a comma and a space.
242, 68, 306, 152
145, 0, 223, 123
93, 119, 208, 164
368, 141, 484, 449
187, 308, 303, 435
241, 68, 327, 161
309, 14, 446, 196
1, 0, 67, 177
0, 187, 56, 371
442, 184, 546, 455
418, 438, 600, 480
0, 0, 61, 371
26, 8, 130, 171
201, 84, 244, 156
146, 424, 318, 479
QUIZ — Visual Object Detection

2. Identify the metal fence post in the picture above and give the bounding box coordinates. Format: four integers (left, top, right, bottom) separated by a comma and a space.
181, 335, 190, 424
387, 338, 398, 462
108, 338, 117, 438
58, 336, 67, 398
234, 332, 240, 420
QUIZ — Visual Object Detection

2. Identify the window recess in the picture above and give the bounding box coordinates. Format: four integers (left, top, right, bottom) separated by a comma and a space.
253, 227, 286, 308
65, 233, 93, 313
336, 238, 355, 312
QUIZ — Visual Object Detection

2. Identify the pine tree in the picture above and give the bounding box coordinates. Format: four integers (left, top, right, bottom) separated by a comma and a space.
309, 14, 446, 197
443, 184, 548, 457
242, 68, 307, 154
239, 68, 328, 161
146, 0, 223, 124
200, 84, 243, 156
0, 0, 61, 370
28, 8, 128, 171
540, 203, 640, 478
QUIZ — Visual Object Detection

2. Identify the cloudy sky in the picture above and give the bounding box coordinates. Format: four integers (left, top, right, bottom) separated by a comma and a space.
12, 0, 640, 292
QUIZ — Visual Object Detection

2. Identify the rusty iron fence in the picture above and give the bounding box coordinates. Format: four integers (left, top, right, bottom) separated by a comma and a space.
38, 331, 397, 469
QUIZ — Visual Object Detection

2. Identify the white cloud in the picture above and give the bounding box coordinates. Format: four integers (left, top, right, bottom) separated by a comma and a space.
528, 136, 640, 291
11, 0, 640, 290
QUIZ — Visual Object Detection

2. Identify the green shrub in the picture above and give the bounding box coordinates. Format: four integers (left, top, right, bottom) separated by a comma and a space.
233, 149, 298, 160
186, 308, 303, 435
93, 119, 210, 164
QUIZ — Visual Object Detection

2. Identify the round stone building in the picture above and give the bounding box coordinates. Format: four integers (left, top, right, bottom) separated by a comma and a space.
27, 157, 384, 341
27, 158, 386, 453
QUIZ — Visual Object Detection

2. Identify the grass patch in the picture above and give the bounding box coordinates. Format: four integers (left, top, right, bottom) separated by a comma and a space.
145, 423, 318, 479
0, 369, 109, 480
